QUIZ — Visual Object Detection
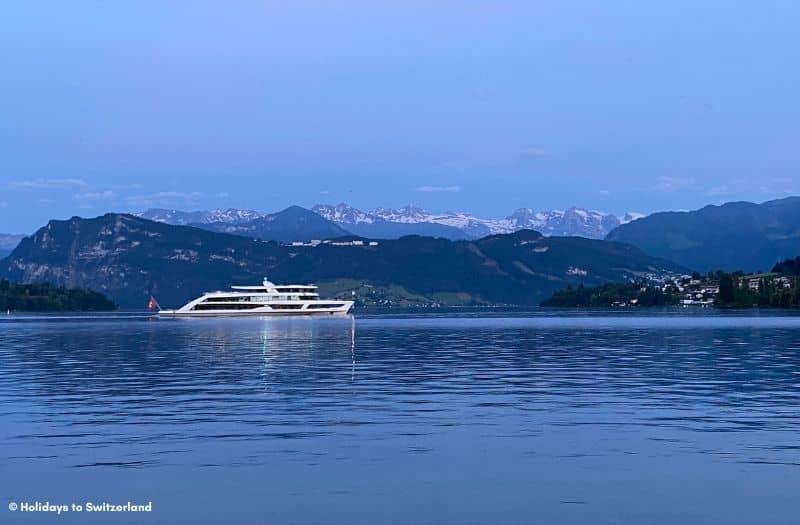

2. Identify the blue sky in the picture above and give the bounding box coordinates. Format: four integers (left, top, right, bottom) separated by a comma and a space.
1, 1, 799, 232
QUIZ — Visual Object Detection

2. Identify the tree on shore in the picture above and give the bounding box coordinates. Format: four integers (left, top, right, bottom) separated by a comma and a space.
717, 273, 735, 304
0, 280, 116, 312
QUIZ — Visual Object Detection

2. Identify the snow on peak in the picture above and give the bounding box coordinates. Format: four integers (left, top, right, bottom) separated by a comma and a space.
138, 208, 266, 226
312, 203, 375, 224
314, 203, 627, 239
372, 205, 432, 224
141, 203, 637, 240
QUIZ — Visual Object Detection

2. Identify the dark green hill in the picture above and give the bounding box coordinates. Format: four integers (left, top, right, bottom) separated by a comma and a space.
1, 214, 288, 307
192, 205, 351, 242
606, 197, 800, 273
0, 279, 115, 312
0, 214, 686, 308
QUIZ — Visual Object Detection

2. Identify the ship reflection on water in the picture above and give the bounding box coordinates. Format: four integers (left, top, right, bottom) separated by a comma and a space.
2, 311, 800, 524
256, 315, 357, 384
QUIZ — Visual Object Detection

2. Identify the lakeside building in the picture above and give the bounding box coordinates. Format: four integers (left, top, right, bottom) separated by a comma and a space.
659, 275, 719, 306
289, 239, 380, 248
659, 272, 797, 306
743, 274, 794, 292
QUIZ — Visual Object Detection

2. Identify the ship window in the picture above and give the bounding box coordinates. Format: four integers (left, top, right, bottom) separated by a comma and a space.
205, 296, 251, 303
306, 304, 344, 309
269, 304, 303, 310
193, 303, 262, 311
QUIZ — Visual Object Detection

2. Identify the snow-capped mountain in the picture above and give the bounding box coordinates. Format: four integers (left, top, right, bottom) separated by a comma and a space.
311, 203, 376, 225
314, 203, 634, 239
311, 204, 471, 239
138, 208, 268, 226
138, 206, 350, 241
139, 204, 644, 240
510, 207, 623, 238
372, 205, 432, 224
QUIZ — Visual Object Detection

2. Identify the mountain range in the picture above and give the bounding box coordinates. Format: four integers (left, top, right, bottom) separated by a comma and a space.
606, 197, 800, 273
188, 205, 351, 243
138, 203, 639, 241
141, 205, 349, 242
139, 208, 266, 225
4, 196, 800, 301
0, 214, 685, 308
314, 203, 642, 239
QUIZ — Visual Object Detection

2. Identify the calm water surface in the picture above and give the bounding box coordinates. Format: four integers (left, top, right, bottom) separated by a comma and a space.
2, 311, 800, 524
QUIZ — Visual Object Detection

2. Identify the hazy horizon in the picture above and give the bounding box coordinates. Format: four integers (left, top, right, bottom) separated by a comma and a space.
2, 1, 799, 232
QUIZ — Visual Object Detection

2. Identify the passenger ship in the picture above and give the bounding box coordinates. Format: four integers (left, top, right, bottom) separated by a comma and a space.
158, 278, 353, 317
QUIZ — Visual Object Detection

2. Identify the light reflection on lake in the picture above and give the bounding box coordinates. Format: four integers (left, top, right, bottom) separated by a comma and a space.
1, 311, 799, 524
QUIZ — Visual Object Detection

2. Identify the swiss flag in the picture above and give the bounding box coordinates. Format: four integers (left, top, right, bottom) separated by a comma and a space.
147, 296, 160, 311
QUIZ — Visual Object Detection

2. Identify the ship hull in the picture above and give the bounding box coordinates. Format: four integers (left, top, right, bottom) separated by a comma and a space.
158, 302, 353, 318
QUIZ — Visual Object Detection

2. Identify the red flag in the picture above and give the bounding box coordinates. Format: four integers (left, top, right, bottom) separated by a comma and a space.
147, 296, 160, 311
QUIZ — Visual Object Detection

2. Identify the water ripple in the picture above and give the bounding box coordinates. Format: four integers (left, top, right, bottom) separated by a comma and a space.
2, 312, 800, 522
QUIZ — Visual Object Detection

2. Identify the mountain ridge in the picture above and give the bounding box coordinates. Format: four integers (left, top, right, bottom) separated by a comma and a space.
315, 203, 635, 239
137, 203, 641, 241
1, 214, 686, 308
606, 196, 800, 272
139, 208, 267, 225
190, 205, 351, 242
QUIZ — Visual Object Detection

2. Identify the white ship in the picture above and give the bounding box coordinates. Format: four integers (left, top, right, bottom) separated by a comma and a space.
158, 278, 353, 317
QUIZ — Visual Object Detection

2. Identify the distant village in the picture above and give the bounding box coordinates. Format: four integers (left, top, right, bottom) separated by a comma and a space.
659, 273, 794, 307
289, 239, 380, 247
543, 268, 799, 309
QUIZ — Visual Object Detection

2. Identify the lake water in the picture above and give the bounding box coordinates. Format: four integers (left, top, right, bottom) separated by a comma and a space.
2, 311, 800, 524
